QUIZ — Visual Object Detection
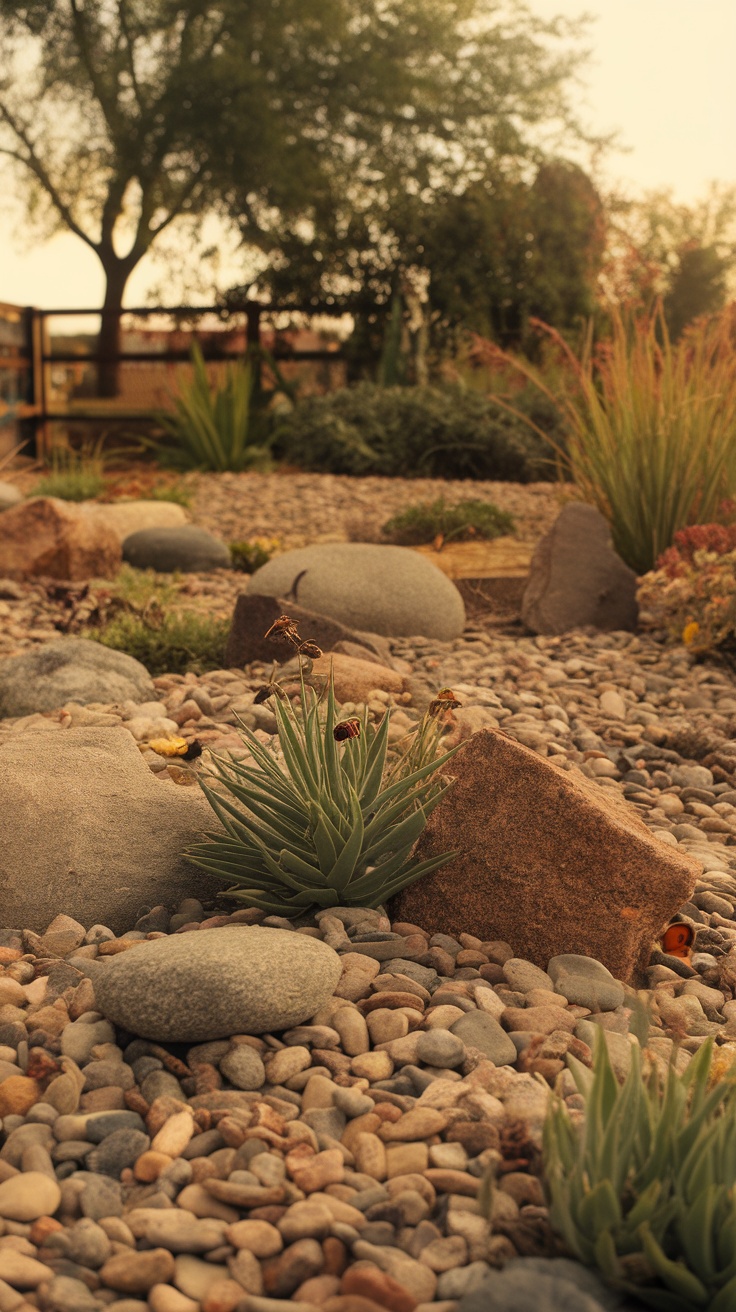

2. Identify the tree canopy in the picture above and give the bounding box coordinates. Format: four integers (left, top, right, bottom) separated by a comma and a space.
0, 0, 600, 387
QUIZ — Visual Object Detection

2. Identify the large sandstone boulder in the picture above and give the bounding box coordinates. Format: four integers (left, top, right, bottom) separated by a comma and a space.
80, 499, 189, 543
389, 729, 700, 982
225, 593, 394, 668
0, 638, 155, 717
0, 727, 219, 934
521, 503, 638, 635
122, 526, 231, 573
247, 543, 466, 639
0, 497, 121, 581
89, 926, 343, 1041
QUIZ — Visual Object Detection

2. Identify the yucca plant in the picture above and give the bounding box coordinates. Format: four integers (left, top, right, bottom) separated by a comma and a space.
472, 305, 736, 574
185, 664, 460, 915
541, 1030, 736, 1311
152, 342, 272, 472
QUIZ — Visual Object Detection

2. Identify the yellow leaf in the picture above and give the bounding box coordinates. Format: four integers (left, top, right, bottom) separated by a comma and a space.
682, 621, 700, 646
148, 737, 189, 758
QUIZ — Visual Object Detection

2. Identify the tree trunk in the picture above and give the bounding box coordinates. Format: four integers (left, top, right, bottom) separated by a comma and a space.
97, 258, 134, 399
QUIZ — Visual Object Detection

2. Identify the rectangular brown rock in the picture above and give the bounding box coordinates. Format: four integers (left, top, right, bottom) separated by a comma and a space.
389, 729, 700, 983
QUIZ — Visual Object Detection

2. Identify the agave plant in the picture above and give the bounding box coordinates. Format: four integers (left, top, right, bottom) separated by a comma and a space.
152, 341, 272, 472
541, 1030, 736, 1311
186, 668, 459, 915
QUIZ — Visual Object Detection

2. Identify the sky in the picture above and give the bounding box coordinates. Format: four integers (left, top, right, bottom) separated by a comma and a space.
0, 0, 734, 312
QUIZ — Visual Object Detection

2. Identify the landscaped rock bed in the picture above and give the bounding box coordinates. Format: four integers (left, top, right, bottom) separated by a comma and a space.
1, 472, 736, 1311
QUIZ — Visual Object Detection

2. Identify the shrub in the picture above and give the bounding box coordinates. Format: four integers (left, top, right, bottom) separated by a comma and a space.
382, 496, 514, 546
91, 609, 230, 676
186, 612, 461, 915
269, 381, 559, 482
539, 1032, 736, 1311
149, 342, 273, 472
229, 538, 281, 573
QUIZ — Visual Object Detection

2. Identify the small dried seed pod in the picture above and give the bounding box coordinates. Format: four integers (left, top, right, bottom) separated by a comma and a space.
263, 614, 301, 645
253, 684, 282, 704
428, 687, 463, 716
334, 717, 361, 741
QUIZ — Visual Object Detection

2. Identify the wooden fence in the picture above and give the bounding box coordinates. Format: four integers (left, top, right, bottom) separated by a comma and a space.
0, 301, 350, 459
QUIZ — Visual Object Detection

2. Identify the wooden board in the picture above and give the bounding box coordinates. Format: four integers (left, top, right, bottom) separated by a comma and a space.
412, 537, 533, 579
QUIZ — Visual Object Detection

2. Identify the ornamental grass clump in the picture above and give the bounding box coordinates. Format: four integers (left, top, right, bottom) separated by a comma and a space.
474, 305, 736, 574
186, 615, 461, 914
541, 1030, 736, 1311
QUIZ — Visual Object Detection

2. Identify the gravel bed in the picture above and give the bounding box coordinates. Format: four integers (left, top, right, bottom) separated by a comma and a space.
1, 473, 736, 1310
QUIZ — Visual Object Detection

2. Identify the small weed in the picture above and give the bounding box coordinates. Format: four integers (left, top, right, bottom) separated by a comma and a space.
32, 440, 108, 502
229, 538, 281, 572
99, 564, 180, 611
382, 497, 515, 547
146, 482, 195, 509
90, 609, 230, 676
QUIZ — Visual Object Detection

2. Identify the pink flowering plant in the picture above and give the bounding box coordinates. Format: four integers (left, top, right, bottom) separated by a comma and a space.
638, 521, 736, 663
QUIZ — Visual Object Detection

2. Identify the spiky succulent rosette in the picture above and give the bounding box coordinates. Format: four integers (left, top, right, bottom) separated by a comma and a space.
186, 670, 459, 915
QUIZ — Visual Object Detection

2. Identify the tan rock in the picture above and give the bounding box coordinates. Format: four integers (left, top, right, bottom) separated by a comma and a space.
0, 1076, 39, 1118
100, 1247, 175, 1292
390, 729, 700, 982
80, 499, 189, 543
0, 497, 121, 581
303, 653, 404, 703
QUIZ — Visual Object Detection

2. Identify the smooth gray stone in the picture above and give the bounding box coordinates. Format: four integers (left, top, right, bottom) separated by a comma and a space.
90, 925, 343, 1042
0, 636, 154, 716
247, 542, 466, 639
122, 525, 231, 572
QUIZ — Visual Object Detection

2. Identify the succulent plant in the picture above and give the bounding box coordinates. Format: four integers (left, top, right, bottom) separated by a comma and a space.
540, 1030, 736, 1311
186, 665, 459, 915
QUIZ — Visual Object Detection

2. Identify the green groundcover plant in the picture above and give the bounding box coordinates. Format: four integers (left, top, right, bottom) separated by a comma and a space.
541, 1031, 736, 1311
91, 609, 229, 676
186, 616, 461, 914
382, 496, 515, 546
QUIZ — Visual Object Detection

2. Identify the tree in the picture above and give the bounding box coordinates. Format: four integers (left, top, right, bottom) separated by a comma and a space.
0, 0, 597, 392
600, 183, 736, 335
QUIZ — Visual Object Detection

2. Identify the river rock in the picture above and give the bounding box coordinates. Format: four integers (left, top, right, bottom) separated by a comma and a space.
0, 636, 155, 716
81, 499, 189, 543
0, 727, 219, 933
247, 543, 466, 639
0, 495, 121, 581
521, 503, 638, 635
390, 729, 700, 982
90, 926, 343, 1041
122, 526, 231, 572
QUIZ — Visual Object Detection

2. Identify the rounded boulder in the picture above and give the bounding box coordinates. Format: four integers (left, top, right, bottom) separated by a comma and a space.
0, 637, 155, 716
90, 926, 343, 1041
122, 526, 231, 573
247, 542, 465, 639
